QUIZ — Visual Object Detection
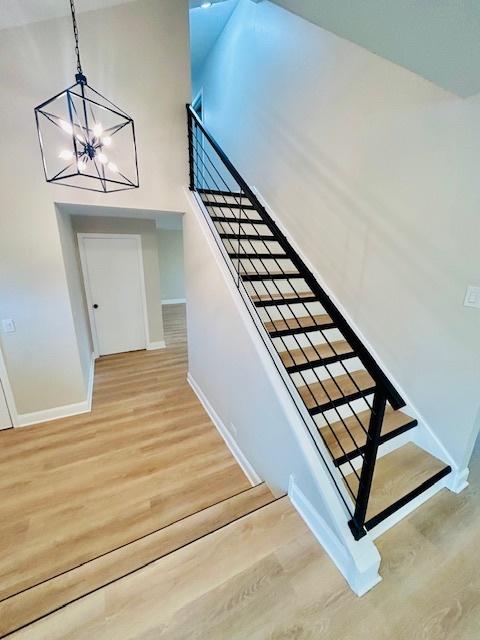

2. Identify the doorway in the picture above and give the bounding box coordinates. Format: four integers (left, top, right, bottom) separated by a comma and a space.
78, 234, 149, 356
192, 89, 203, 122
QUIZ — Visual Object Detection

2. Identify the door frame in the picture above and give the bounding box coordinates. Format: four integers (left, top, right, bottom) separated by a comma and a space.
0, 345, 17, 428
77, 233, 150, 357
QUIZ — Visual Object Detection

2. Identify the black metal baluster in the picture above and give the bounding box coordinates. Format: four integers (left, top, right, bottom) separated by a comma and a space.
348, 390, 387, 540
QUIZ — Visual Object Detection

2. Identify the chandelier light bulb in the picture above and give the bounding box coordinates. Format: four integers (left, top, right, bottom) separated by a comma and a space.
93, 123, 103, 137
58, 149, 74, 160
97, 152, 108, 164
77, 158, 88, 173
108, 162, 118, 173
101, 136, 112, 147
76, 133, 85, 143
59, 119, 73, 135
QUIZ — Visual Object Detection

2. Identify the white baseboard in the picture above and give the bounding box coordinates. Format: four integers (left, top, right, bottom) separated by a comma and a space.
288, 476, 382, 597
147, 340, 166, 351
187, 372, 262, 487
162, 298, 186, 305
16, 353, 96, 428
446, 467, 469, 494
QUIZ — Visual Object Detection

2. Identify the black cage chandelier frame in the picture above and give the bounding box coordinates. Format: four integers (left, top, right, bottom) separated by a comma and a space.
34, 0, 139, 193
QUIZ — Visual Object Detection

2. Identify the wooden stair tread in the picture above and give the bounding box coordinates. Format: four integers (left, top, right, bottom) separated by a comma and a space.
211, 216, 266, 224
264, 314, 333, 335
220, 234, 274, 241
298, 369, 375, 413
241, 270, 300, 281
320, 407, 417, 462
251, 291, 314, 303
279, 340, 354, 369
0, 484, 275, 637
204, 201, 256, 210
345, 443, 449, 523
229, 252, 286, 260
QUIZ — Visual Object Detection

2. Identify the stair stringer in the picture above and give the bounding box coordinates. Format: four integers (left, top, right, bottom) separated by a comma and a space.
184, 188, 382, 596
250, 186, 468, 492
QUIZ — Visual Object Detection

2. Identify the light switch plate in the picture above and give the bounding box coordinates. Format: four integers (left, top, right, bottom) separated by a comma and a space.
1, 318, 16, 333
464, 286, 480, 309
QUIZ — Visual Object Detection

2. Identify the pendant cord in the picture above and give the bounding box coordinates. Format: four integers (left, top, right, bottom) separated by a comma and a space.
69, 0, 83, 76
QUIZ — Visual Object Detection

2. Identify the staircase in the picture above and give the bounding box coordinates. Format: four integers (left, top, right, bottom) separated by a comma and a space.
187, 104, 452, 543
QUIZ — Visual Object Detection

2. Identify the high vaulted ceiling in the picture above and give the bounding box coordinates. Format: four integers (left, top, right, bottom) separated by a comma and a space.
3, 0, 478, 97
0, 0, 135, 29
270, 0, 480, 97
189, 0, 239, 78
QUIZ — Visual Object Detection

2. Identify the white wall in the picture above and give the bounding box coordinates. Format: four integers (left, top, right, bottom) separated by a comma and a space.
0, 0, 190, 414
157, 229, 185, 301
196, 0, 480, 469
56, 210, 94, 389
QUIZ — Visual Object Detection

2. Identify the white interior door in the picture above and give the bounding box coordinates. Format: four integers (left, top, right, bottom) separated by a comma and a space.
0, 380, 12, 429
80, 235, 148, 356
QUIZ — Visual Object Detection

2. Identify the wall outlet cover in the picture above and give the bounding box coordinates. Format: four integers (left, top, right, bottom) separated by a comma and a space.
464, 286, 480, 309
1, 319, 15, 333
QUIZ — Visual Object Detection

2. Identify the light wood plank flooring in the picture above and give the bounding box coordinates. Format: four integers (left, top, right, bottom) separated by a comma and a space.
9, 444, 480, 639
0, 304, 250, 604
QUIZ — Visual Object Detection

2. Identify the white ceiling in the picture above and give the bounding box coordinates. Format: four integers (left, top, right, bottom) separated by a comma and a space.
0, 0, 135, 29
189, 0, 239, 78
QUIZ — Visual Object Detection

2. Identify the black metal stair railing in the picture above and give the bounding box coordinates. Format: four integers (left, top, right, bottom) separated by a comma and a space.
186, 104, 407, 540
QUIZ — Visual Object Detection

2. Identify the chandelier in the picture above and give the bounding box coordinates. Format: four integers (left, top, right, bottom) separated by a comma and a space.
34, 0, 139, 193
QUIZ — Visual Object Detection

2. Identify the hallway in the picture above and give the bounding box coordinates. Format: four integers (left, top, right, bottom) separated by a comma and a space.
0, 304, 254, 635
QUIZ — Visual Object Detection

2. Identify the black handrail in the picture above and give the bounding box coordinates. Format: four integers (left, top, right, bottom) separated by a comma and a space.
187, 104, 405, 411
186, 104, 415, 539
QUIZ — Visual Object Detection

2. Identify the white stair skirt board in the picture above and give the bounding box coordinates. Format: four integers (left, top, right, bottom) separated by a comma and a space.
187, 372, 262, 487
162, 298, 186, 305
147, 340, 166, 351
186, 189, 387, 596
16, 352, 96, 428
288, 476, 381, 597
445, 467, 470, 494
186, 189, 354, 512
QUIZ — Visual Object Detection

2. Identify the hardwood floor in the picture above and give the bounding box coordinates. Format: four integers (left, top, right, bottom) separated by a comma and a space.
8, 442, 480, 640
2, 303, 479, 638
0, 304, 251, 618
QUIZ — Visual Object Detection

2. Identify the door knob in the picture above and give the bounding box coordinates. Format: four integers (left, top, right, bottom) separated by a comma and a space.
93, 304, 99, 309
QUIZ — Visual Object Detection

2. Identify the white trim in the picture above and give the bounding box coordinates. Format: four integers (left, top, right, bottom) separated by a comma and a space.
77, 233, 150, 356
86, 351, 96, 409
16, 352, 96, 428
187, 372, 262, 487
288, 476, 381, 597
445, 467, 470, 494
161, 298, 186, 305
0, 344, 18, 427
192, 88, 204, 122
147, 340, 166, 351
